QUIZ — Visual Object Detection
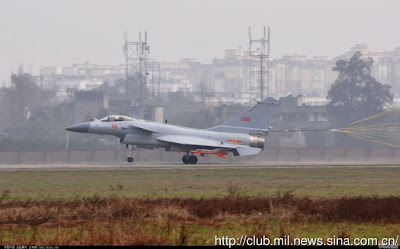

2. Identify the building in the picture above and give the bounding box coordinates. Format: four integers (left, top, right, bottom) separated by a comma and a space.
36, 44, 400, 106
268, 94, 333, 148
39, 62, 125, 102
73, 91, 108, 123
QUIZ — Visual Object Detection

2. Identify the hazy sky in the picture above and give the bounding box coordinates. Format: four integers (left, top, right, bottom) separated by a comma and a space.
1, 0, 399, 83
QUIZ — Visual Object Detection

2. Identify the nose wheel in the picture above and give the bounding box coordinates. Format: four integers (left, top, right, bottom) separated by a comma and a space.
182, 155, 198, 164
127, 145, 136, 163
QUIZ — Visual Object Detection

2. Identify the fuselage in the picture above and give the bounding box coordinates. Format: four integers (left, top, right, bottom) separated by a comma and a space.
65, 99, 277, 164
85, 119, 260, 152
66, 99, 277, 164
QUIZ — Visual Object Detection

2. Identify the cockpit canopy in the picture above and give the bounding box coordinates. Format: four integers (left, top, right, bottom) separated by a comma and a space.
99, 115, 134, 122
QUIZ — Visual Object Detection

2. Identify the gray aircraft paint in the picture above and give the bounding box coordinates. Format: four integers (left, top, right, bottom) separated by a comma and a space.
208, 97, 278, 135
66, 98, 278, 162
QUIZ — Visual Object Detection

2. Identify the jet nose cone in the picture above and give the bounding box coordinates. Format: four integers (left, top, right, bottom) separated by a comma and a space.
65, 122, 90, 133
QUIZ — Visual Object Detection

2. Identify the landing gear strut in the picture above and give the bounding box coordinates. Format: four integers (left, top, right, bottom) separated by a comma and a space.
127, 145, 135, 163
182, 154, 198, 164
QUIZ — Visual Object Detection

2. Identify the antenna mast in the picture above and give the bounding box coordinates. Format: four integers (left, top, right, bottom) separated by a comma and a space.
123, 31, 150, 116
249, 26, 270, 102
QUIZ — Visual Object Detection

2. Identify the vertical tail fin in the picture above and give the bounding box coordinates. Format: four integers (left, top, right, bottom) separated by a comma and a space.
208, 97, 278, 135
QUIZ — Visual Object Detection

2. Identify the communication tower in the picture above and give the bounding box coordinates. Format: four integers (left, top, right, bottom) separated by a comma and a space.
123, 31, 150, 107
249, 26, 270, 102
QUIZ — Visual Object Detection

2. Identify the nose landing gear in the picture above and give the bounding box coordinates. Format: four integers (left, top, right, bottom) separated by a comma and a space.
127, 145, 136, 163
182, 154, 198, 164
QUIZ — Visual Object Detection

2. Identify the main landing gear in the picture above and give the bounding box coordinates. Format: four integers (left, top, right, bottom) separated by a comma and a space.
127, 144, 135, 163
182, 154, 198, 164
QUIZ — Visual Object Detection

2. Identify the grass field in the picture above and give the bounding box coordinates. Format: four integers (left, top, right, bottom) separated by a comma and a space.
0, 196, 399, 245
0, 166, 399, 245
0, 167, 399, 200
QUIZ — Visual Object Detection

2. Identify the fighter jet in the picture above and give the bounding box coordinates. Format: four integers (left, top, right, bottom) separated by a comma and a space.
65, 98, 277, 164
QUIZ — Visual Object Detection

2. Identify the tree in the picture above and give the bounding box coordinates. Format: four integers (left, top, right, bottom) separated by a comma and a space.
9, 70, 41, 107
0, 70, 64, 150
327, 51, 393, 127
0, 70, 41, 128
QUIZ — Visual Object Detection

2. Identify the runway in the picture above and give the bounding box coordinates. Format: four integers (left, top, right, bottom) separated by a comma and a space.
1, 161, 400, 171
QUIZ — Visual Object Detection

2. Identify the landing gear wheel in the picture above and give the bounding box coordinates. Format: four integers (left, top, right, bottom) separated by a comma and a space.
126, 144, 135, 163
182, 155, 189, 164
188, 155, 198, 164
